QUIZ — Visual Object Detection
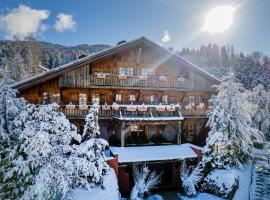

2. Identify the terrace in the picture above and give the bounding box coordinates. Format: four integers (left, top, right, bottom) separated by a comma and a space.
59, 74, 190, 90
55, 103, 210, 119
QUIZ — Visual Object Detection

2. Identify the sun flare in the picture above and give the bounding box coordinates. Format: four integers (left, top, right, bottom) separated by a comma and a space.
203, 5, 235, 33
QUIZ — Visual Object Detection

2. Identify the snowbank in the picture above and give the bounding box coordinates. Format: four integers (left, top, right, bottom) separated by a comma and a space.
232, 165, 252, 200
72, 169, 119, 200
178, 192, 223, 200
201, 169, 239, 199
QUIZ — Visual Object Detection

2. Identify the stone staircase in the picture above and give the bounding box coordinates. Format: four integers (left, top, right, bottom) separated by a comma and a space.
251, 143, 270, 200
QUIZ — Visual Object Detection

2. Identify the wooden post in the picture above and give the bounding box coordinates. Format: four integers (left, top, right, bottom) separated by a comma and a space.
121, 122, 125, 147
177, 121, 182, 144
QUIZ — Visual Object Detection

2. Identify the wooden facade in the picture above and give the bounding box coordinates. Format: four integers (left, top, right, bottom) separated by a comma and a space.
14, 37, 220, 148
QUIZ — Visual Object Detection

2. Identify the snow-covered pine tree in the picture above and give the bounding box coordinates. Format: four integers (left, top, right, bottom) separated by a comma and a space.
202, 131, 234, 169
83, 104, 100, 139
77, 103, 111, 188
3, 104, 82, 199
251, 84, 270, 140
204, 74, 263, 168
0, 68, 25, 149
3, 103, 113, 199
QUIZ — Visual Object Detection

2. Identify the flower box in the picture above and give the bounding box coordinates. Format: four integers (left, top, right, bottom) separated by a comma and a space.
185, 105, 193, 110
79, 104, 88, 110
159, 75, 167, 81
52, 103, 60, 109
139, 75, 148, 81
118, 74, 127, 80
156, 104, 166, 112
177, 77, 185, 82
196, 103, 205, 110
138, 105, 147, 112
166, 105, 176, 112
102, 105, 111, 110
66, 103, 76, 110
127, 106, 137, 112
207, 106, 214, 110
96, 73, 106, 79
196, 105, 205, 110
112, 103, 119, 111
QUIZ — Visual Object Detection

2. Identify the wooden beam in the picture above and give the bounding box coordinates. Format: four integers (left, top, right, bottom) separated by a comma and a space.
177, 121, 182, 144
121, 122, 126, 147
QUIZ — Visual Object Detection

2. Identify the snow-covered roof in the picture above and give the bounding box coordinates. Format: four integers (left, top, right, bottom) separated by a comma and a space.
12, 36, 221, 90
110, 143, 200, 163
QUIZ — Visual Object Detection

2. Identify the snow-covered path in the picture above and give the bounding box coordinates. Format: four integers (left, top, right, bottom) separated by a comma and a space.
251, 144, 270, 200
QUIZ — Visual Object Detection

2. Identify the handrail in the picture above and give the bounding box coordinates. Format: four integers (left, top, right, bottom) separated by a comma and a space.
56, 104, 209, 118
59, 74, 190, 89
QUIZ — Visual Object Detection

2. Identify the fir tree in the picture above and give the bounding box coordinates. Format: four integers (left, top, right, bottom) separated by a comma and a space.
2, 104, 111, 199
204, 74, 263, 168
251, 84, 270, 140
83, 104, 100, 140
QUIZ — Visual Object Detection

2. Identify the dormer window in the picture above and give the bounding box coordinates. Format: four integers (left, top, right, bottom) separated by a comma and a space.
119, 67, 133, 76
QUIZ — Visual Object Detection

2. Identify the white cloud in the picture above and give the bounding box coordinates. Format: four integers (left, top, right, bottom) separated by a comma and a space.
54, 13, 77, 32
161, 30, 171, 43
0, 5, 49, 39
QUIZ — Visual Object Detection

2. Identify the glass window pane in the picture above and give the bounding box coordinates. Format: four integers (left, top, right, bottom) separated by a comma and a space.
119, 67, 126, 75
92, 94, 100, 105
150, 95, 157, 105
141, 68, 154, 76
162, 95, 168, 104
116, 94, 122, 101
189, 96, 196, 107
130, 94, 136, 101
79, 93, 87, 105
43, 93, 49, 104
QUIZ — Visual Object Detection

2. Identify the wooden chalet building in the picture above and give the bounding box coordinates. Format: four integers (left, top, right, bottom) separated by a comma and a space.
12, 37, 220, 194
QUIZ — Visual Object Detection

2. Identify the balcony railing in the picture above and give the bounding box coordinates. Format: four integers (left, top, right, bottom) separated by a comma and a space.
56, 104, 209, 119
59, 74, 190, 90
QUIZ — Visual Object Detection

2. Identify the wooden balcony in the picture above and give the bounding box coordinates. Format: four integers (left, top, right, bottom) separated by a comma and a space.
59, 74, 190, 90
58, 104, 209, 119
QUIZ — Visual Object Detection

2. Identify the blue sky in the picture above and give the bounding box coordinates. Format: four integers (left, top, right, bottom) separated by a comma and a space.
0, 0, 270, 55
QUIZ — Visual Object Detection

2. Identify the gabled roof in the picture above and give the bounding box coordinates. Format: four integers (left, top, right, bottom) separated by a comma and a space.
12, 36, 221, 90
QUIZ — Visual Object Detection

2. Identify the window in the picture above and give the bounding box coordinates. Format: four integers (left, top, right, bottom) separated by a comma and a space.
79, 93, 87, 105
116, 94, 122, 101
141, 68, 155, 76
189, 95, 196, 107
92, 94, 100, 105
199, 96, 205, 107
150, 95, 157, 105
130, 94, 136, 102
162, 95, 168, 104
183, 123, 196, 140
43, 93, 49, 104
119, 67, 133, 75
43, 93, 60, 104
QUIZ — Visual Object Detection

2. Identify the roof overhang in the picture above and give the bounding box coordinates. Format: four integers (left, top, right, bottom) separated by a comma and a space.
12, 36, 221, 91
109, 143, 201, 163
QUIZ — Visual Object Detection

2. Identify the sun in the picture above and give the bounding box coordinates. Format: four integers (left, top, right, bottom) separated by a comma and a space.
202, 5, 235, 33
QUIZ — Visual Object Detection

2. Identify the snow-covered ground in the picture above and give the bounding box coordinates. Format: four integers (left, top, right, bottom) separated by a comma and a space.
232, 165, 252, 200
178, 192, 223, 200
71, 169, 119, 200
110, 143, 200, 163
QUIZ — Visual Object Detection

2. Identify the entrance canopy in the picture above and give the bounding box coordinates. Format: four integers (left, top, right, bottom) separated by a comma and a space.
110, 143, 200, 163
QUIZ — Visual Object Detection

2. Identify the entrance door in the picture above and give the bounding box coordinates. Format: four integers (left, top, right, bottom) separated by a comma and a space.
148, 162, 173, 187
